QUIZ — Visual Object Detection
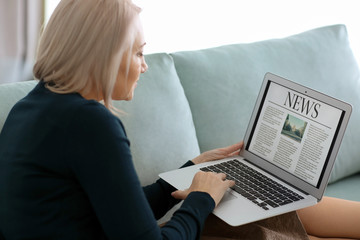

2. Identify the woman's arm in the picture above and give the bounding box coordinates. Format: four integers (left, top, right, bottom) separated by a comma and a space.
142, 161, 194, 220
67, 102, 216, 239
142, 142, 243, 219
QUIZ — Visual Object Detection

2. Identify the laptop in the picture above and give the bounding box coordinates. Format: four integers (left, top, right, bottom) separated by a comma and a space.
159, 72, 352, 226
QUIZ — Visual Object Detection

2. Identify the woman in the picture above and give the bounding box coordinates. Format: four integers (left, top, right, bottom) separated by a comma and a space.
0, 0, 235, 239
0, 0, 359, 239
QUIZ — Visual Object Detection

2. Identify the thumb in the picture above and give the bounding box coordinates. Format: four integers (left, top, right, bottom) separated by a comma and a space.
171, 189, 188, 200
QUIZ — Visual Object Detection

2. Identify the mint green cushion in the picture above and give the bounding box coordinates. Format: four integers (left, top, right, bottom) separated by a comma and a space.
113, 53, 200, 185
0, 54, 200, 186
171, 25, 360, 183
325, 173, 360, 201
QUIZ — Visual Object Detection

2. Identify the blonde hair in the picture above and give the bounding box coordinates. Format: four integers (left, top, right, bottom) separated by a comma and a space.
33, 0, 141, 110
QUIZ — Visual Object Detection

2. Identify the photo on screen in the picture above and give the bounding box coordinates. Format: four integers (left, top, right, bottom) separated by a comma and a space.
281, 114, 307, 143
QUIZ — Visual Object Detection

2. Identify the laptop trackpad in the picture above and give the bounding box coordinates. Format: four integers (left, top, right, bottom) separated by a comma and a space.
220, 190, 237, 203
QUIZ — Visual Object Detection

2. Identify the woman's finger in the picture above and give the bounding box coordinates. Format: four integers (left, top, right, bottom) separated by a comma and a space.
226, 179, 236, 187
224, 141, 243, 153
216, 172, 227, 180
171, 189, 188, 200
228, 150, 241, 157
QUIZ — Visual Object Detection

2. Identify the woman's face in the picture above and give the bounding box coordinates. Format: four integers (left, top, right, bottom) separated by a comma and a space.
112, 22, 148, 101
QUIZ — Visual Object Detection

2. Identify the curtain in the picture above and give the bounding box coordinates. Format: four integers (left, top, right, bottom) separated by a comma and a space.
0, 0, 44, 84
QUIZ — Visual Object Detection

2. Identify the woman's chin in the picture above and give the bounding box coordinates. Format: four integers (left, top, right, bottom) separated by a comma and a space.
112, 90, 135, 101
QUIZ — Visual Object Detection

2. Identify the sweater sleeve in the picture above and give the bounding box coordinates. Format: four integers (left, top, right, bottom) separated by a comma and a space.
67, 102, 215, 240
143, 161, 195, 220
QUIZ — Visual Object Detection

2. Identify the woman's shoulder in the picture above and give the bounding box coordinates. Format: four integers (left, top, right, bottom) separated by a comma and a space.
28, 81, 126, 134
69, 98, 124, 131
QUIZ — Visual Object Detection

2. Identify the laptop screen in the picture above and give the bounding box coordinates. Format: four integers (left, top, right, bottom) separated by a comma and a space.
246, 80, 344, 188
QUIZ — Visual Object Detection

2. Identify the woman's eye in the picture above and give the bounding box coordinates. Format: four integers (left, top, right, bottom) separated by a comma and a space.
137, 52, 143, 57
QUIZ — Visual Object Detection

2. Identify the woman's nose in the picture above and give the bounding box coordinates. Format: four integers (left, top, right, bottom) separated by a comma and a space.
141, 59, 148, 73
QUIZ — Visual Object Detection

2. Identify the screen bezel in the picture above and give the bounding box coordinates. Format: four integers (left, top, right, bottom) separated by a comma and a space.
240, 73, 352, 200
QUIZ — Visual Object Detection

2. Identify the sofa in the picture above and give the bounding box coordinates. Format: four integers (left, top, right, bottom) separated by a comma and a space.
1, 25, 359, 218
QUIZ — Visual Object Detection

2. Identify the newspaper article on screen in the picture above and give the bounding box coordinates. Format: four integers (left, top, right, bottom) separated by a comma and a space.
248, 81, 343, 187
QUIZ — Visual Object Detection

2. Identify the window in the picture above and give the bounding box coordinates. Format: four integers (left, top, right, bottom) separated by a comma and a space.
45, 0, 360, 63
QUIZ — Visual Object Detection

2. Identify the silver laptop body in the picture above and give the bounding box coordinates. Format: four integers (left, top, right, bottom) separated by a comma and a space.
160, 72, 352, 226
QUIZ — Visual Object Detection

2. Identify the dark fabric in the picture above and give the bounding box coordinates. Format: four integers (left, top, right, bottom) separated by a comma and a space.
143, 160, 195, 219
201, 212, 309, 240
0, 81, 215, 240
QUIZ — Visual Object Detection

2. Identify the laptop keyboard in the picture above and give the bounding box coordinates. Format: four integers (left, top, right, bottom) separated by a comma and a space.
200, 159, 304, 210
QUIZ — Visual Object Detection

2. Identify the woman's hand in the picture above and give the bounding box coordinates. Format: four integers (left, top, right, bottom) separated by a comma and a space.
191, 141, 243, 165
171, 171, 235, 207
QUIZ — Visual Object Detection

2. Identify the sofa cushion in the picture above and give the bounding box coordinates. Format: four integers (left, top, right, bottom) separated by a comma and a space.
325, 173, 360, 201
171, 24, 360, 183
0, 54, 200, 186
113, 53, 200, 185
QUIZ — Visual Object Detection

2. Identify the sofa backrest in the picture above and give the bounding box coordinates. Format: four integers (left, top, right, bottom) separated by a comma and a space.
171, 24, 360, 183
1, 25, 359, 185
0, 55, 200, 186
112, 53, 200, 185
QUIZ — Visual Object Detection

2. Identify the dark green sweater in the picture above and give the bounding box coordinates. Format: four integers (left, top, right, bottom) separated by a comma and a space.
0, 81, 214, 239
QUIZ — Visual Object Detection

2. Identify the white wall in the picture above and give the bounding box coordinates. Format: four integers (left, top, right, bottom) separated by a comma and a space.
46, 0, 360, 63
